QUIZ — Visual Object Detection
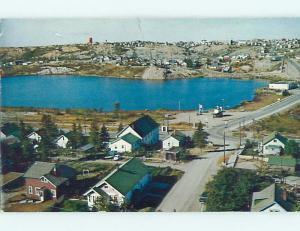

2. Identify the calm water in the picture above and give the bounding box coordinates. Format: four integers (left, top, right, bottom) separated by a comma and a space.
1, 18, 300, 47
1, 75, 267, 111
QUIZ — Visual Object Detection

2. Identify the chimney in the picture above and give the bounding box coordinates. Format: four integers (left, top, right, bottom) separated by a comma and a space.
282, 189, 288, 201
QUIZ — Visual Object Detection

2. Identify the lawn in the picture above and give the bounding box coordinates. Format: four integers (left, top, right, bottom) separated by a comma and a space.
250, 105, 300, 137
4, 200, 55, 212
236, 89, 286, 111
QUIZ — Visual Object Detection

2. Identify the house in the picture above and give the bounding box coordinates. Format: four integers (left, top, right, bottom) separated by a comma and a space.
269, 81, 298, 91
109, 133, 141, 153
53, 135, 69, 148
268, 156, 299, 173
0, 130, 7, 141
116, 115, 159, 146
251, 184, 294, 212
162, 131, 186, 150
84, 158, 151, 208
260, 133, 288, 155
23, 161, 76, 201
27, 131, 42, 142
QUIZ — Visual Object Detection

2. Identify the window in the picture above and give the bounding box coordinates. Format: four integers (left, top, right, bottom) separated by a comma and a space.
122, 145, 124, 149
41, 177, 47, 183
28, 186, 33, 194
35, 187, 40, 196
51, 189, 56, 198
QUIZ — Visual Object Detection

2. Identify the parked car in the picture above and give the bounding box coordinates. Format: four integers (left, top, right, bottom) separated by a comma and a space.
199, 191, 208, 203
113, 154, 121, 161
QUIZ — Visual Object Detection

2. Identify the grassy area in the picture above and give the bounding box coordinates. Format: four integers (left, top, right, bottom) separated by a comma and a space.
235, 89, 286, 111
66, 161, 116, 180
250, 105, 300, 137
148, 166, 183, 179
2, 107, 170, 131
4, 200, 55, 212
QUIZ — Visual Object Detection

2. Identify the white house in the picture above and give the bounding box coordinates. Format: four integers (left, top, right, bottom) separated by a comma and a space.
109, 133, 141, 153
27, 131, 42, 142
251, 184, 288, 212
269, 81, 298, 91
117, 115, 159, 146
53, 135, 69, 148
162, 131, 186, 150
84, 158, 151, 208
260, 133, 288, 156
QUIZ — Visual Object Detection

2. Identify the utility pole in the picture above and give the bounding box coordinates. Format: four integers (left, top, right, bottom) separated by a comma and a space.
239, 121, 242, 147
223, 129, 226, 165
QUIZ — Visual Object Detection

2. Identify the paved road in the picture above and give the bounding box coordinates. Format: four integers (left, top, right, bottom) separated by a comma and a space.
156, 151, 223, 212
208, 90, 300, 144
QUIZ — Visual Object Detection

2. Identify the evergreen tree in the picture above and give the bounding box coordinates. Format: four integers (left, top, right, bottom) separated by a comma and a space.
192, 122, 207, 148
117, 123, 124, 132
89, 118, 100, 150
285, 140, 300, 158
69, 123, 78, 149
77, 122, 85, 146
19, 120, 27, 141
100, 124, 109, 149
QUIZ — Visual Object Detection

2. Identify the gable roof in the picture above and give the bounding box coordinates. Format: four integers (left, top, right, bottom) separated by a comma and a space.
105, 158, 150, 195
129, 115, 159, 138
264, 132, 288, 145
53, 135, 68, 143
24, 161, 56, 179
121, 133, 141, 145
251, 184, 294, 212
268, 156, 297, 167
163, 131, 186, 142
24, 161, 76, 186
1, 123, 21, 138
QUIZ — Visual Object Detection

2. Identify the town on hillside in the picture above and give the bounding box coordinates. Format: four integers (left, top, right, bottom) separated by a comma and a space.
1, 22, 300, 213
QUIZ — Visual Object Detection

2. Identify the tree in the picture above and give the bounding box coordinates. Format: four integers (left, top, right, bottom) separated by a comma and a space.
94, 196, 115, 212
40, 114, 58, 140
77, 122, 85, 145
100, 124, 110, 149
19, 120, 27, 141
255, 160, 270, 176
285, 140, 300, 158
69, 123, 78, 149
205, 168, 259, 211
114, 101, 121, 118
192, 122, 207, 148
117, 123, 124, 132
89, 118, 100, 150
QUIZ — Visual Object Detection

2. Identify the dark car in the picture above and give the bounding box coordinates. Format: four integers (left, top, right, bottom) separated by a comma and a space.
199, 191, 208, 203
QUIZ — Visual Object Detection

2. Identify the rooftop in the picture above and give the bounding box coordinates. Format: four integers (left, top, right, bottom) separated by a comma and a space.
105, 158, 150, 195
129, 115, 159, 138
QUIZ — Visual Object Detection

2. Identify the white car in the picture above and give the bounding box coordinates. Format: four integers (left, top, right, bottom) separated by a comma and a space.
113, 154, 121, 161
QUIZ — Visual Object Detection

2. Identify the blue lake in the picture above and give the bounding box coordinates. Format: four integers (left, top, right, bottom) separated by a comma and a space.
1, 75, 267, 111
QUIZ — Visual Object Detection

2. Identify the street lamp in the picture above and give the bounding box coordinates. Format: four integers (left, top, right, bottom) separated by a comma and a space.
223, 121, 228, 165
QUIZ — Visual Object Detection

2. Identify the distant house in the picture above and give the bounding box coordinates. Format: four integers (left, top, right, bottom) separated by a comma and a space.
23, 161, 76, 201
1, 123, 21, 139
53, 135, 69, 148
251, 184, 294, 212
268, 156, 298, 173
27, 131, 42, 142
84, 158, 151, 207
164, 147, 183, 162
162, 131, 186, 150
260, 133, 288, 156
269, 81, 298, 91
109, 133, 141, 153
116, 115, 159, 146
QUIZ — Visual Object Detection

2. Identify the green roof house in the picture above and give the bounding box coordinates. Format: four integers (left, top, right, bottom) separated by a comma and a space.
84, 158, 151, 207
116, 115, 159, 146
109, 133, 141, 153
251, 184, 294, 212
162, 131, 187, 150
261, 132, 288, 156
